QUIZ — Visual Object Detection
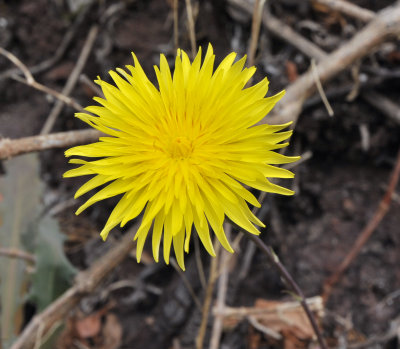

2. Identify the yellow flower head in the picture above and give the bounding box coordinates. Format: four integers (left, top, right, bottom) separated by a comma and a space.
64, 44, 298, 270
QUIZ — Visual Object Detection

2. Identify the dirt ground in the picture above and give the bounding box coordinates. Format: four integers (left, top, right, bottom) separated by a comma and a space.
1, 0, 399, 348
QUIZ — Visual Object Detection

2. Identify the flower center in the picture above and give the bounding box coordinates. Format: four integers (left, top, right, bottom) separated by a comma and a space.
169, 136, 193, 158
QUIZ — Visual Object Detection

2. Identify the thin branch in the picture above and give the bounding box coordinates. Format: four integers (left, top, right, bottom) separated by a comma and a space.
173, 0, 179, 50
185, 0, 197, 59
235, 150, 311, 283
0, 129, 102, 160
311, 59, 334, 117
10, 75, 84, 111
0, 47, 34, 83
0, 48, 83, 112
11, 224, 139, 349
283, 150, 313, 170
194, 234, 207, 290
196, 242, 221, 349
0, 247, 36, 264
170, 258, 203, 311
323, 148, 400, 302
209, 224, 231, 349
40, 25, 99, 135
215, 296, 323, 318
312, 0, 375, 23
247, 0, 266, 68
79, 74, 103, 97
261, 8, 327, 61
243, 232, 328, 349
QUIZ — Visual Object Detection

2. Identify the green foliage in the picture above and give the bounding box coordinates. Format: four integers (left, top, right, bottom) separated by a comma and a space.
0, 153, 76, 348
0, 154, 42, 346
28, 215, 77, 311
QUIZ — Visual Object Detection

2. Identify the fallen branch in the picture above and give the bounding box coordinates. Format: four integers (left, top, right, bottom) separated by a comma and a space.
11, 224, 138, 349
0, 130, 102, 160
312, 0, 375, 22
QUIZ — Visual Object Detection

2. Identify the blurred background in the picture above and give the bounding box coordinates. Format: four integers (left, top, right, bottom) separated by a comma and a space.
1, 0, 400, 348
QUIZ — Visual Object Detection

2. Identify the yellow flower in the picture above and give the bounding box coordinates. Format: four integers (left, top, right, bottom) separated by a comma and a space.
64, 44, 298, 270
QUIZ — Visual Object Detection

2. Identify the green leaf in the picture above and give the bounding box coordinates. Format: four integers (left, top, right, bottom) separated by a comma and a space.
0, 153, 77, 348
28, 215, 77, 311
0, 154, 42, 347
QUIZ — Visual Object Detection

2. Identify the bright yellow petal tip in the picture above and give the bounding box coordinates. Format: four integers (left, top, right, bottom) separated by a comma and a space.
64, 44, 299, 270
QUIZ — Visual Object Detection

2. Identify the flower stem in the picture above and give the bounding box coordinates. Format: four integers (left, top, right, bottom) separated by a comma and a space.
242, 231, 327, 349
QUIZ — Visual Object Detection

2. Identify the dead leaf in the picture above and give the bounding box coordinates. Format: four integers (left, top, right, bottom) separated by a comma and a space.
286, 61, 298, 82
99, 314, 122, 349
219, 296, 324, 349
55, 316, 77, 349
247, 325, 262, 349
75, 312, 102, 339
254, 298, 322, 348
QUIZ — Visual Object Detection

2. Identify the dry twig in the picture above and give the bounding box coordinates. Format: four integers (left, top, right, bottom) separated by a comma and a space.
311, 59, 334, 116
0, 47, 34, 84
312, 0, 375, 23
215, 296, 323, 318
0, 247, 36, 264
0, 130, 102, 160
173, 0, 179, 50
0, 48, 83, 112
170, 258, 202, 311
40, 25, 99, 135
196, 242, 221, 349
185, 0, 196, 59
11, 225, 139, 349
247, 0, 266, 68
79, 74, 103, 97
209, 224, 232, 349
234, 3, 327, 62
194, 234, 207, 290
